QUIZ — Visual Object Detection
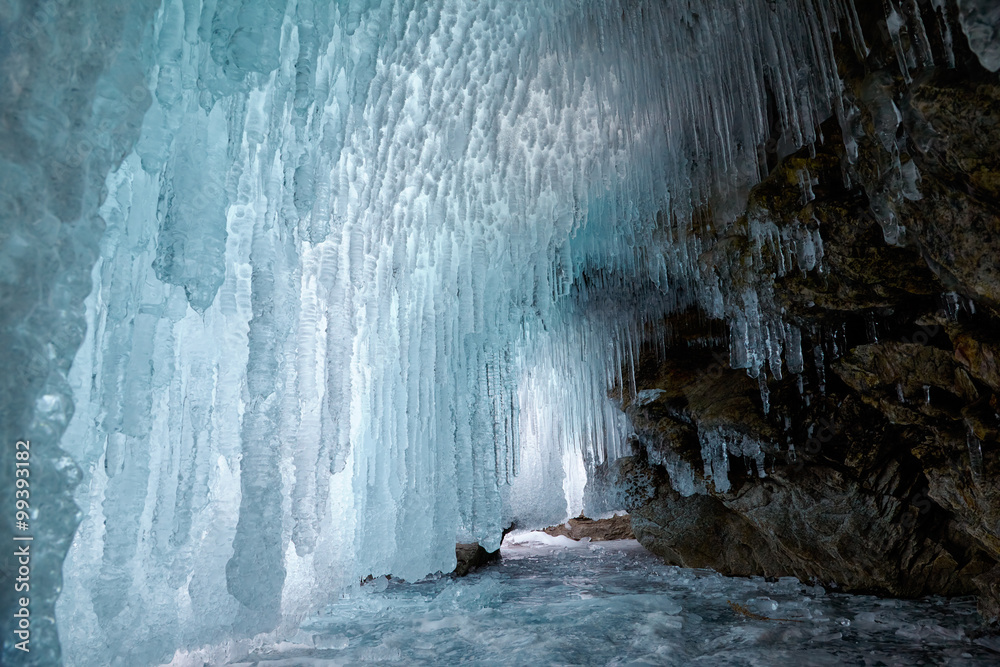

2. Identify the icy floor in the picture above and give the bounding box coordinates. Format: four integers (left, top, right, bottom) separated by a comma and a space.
230, 534, 1000, 666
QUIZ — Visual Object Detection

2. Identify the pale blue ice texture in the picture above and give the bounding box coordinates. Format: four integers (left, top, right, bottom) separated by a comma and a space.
0, 0, 974, 664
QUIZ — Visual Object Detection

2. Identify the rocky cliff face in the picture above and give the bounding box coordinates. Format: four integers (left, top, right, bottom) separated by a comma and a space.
614, 1, 1000, 623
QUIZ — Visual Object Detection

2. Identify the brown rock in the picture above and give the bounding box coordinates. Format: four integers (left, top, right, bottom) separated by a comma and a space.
542, 514, 634, 542
953, 327, 1000, 391
454, 543, 499, 577
833, 342, 979, 426
974, 567, 1000, 624
630, 481, 797, 578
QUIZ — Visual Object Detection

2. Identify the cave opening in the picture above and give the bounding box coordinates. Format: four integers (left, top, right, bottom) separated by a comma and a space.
2, 0, 1000, 665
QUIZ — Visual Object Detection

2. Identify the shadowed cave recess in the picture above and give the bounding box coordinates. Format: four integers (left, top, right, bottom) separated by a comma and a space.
2, 0, 1000, 664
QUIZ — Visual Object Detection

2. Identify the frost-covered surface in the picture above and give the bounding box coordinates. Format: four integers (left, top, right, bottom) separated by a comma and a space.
0, 0, 973, 663
174, 537, 1000, 666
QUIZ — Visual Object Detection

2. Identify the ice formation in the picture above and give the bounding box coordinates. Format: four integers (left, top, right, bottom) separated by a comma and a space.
958, 0, 1000, 71
0, 0, 970, 664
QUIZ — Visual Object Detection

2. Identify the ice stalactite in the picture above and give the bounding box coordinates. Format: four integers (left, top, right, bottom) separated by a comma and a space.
0, 0, 956, 664
957, 0, 1000, 71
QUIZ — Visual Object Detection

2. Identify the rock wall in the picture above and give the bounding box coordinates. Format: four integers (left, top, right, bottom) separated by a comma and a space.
616, 0, 1000, 622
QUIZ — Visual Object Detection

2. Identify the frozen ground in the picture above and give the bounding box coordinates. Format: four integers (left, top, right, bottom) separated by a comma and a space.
206, 534, 1000, 666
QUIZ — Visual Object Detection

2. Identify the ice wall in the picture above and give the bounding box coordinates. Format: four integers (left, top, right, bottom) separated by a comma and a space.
0, 0, 916, 664
0, 1, 162, 663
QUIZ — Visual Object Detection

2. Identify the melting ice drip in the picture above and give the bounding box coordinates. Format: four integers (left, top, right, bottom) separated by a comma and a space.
0, 0, 981, 664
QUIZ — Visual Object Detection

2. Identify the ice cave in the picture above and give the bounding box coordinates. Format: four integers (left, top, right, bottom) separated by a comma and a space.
3, 0, 1000, 664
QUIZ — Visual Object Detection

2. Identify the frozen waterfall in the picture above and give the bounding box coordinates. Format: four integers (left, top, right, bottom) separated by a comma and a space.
0, 0, 965, 664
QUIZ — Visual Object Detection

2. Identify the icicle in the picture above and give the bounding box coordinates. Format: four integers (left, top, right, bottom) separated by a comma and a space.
700, 429, 731, 494
798, 168, 817, 205
759, 373, 771, 415
956, 0, 1000, 72
665, 458, 702, 498
968, 428, 985, 486
944, 292, 961, 320
785, 325, 804, 374
814, 344, 827, 395
886, 4, 914, 83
